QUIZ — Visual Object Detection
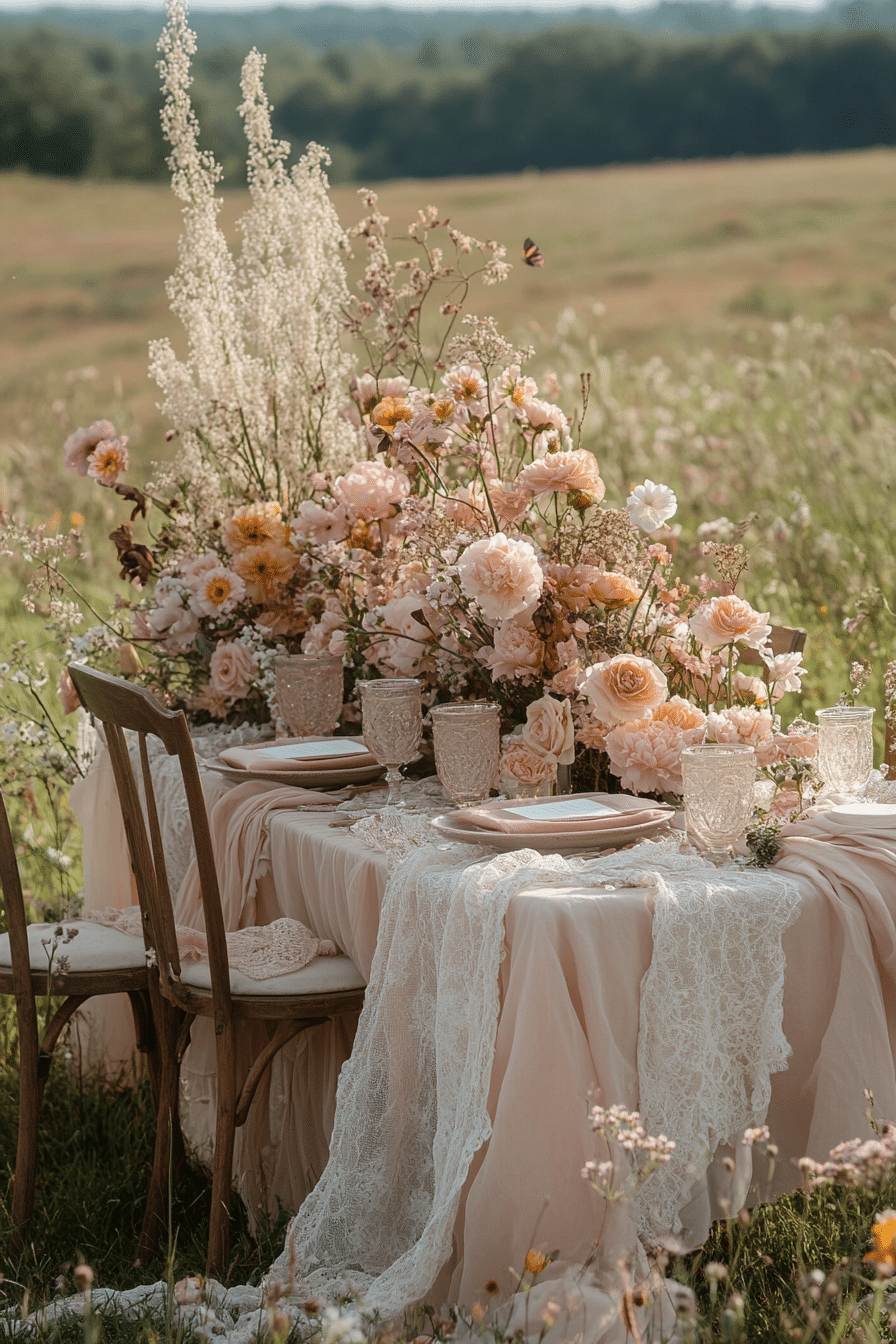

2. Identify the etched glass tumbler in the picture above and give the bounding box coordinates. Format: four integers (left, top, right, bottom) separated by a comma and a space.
274, 654, 344, 738
681, 743, 757, 864
359, 678, 423, 807
816, 706, 875, 798
431, 702, 501, 808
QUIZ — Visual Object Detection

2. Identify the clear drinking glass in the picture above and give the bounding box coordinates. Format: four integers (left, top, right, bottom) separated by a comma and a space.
816, 706, 875, 799
681, 743, 757, 864
274, 654, 344, 738
431, 702, 501, 808
359, 678, 423, 808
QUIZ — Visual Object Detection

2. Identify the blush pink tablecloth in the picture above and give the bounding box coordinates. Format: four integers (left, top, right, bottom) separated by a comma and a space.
70, 752, 896, 1311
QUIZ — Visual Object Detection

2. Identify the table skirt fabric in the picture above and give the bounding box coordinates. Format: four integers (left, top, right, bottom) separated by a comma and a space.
70, 746, 896, 1312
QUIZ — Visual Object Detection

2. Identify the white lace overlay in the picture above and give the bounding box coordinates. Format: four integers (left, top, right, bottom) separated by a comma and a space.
263, 835, 801, 1312
633, 861, 802, 1241
269, 838, 573, 1313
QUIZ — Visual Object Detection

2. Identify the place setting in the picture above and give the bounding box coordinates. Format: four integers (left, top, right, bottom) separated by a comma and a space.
207, 655, 386, 791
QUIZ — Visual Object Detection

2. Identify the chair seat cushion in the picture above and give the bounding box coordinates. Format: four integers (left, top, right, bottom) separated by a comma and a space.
0, 920, 147, 974
179, 951, 366, 998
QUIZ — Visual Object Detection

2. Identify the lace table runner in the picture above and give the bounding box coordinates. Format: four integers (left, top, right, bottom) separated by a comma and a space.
267, 825, 802, 1315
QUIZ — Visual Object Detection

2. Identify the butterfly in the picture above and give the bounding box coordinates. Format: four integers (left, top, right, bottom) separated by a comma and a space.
522, 237, 545, 267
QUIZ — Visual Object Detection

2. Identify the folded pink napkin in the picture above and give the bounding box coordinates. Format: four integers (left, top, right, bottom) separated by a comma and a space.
451, 792, 672, 835
219, 736, 378, 773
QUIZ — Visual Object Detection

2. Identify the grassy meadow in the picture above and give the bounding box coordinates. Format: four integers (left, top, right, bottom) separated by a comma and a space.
3, 149, 896, 1337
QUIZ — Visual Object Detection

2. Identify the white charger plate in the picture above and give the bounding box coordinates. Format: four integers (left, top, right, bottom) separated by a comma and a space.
827, 802, 896, 829
429, 811, 671, 854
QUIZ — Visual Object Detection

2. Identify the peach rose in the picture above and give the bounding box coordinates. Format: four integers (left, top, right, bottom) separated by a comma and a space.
208, 641, 258, 699
580, 655, 668, 725
588, 571, 642, 611
516, 449, 604, 502
481, 622, 543, 681
521, 694, 575, 765
652, 696, 707, 733
499, 740, 556, 791
689, 596, 771, 651
455, 533, 544, 622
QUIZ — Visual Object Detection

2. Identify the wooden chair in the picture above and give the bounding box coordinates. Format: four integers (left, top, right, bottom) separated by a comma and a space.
738, 624, 807, 674
67, 664, 366, 1278
0, 790, 160, 1258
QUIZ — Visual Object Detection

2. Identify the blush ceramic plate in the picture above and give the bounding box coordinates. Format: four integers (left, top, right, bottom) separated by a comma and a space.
429, 810, 671, 854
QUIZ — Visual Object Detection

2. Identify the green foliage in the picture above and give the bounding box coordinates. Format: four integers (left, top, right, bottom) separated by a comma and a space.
2, 19, 896, 184
0, 1056, 287, 1316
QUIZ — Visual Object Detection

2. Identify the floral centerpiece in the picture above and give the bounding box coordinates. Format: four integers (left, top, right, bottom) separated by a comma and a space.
5, 0, 817, 818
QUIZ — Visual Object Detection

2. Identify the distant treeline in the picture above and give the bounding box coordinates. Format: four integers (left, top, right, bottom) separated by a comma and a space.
1, 22, 895, 182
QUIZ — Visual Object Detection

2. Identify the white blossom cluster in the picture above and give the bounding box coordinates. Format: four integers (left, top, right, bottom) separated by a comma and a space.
149, 0, 358, 532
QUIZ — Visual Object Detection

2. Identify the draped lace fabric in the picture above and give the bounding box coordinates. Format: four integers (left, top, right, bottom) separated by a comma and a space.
85, 905, 335, 979
632, 860, 802, 1241
265, 835, 802, 1314
269, 838, 579, 1313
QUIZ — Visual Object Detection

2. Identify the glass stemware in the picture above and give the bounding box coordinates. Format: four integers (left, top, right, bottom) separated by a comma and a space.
274, 654, 344, 738
358, 678, 423, 808
431, 702, 501, 808
681, 743, 757, 865
816, 706, 875, 799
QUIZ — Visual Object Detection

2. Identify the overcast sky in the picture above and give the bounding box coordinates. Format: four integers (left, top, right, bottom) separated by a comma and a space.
0, 0, 829, 10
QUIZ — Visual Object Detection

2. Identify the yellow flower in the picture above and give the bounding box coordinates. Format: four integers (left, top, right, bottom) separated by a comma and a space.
70, 511, 85, 528
371, 397, 413, 433
232, 543, 296, 596
204, 573, 237, 608
864, 1213, 896, 1275
524, 1249, 549, 1276
223, 501, 287, 553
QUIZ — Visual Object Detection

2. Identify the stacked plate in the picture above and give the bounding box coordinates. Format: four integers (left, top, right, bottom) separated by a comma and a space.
430, 792, 674, 854
825, 802, 896, 831
208, 737, 386, 788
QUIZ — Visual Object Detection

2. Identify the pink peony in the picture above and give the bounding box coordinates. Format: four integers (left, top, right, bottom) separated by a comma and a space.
333, 460, 411, 523
516, 449, 604, 501
63, 420, 116, 476
606, 716, 706, 795
208, 641, 258, 699
455, 533, 544, 622
376, 594, 432, 676
291, 500, 351, 546
580, 655, 668, 725
706, 705, 775, 747
521, 398, 569, 435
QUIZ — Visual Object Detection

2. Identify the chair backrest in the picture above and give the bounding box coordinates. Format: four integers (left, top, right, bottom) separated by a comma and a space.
67, 665, 233, 1028
0, 793, 40, 1041
738, 624, 807, 672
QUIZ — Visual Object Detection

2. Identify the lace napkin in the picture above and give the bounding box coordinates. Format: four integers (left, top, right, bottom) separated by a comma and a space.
86, 905, 335, 978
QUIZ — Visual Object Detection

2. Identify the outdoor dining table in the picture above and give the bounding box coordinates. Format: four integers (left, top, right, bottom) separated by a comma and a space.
69, 735, 896, 1315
